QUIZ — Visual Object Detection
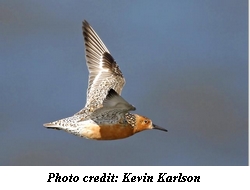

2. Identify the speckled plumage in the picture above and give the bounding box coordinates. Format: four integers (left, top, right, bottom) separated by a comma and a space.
43, 20, 167, 140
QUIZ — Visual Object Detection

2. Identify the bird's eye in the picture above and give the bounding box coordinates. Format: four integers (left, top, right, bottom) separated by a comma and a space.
144, 120, 148, 124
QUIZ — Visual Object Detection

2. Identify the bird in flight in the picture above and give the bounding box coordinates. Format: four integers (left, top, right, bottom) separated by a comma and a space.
43, 20, 168, 140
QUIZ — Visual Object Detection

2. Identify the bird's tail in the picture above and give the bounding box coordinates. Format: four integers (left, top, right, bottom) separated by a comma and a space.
43, 123, 62, 130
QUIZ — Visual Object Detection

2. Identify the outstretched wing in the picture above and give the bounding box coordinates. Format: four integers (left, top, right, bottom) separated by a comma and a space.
76, 20, 125, 115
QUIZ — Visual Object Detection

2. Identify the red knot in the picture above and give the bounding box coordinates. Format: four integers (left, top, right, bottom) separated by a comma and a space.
43, 20, 167, 140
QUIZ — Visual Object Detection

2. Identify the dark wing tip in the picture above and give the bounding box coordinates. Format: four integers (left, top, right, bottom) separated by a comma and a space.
106, 89, 119, 99
82, 20, 89, 26
82, 20, 90, 33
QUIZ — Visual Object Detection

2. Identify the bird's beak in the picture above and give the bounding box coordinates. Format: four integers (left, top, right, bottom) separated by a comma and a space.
152, 124, 168, 132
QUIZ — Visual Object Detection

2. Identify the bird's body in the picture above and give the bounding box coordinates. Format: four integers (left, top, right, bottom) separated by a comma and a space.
43, 20, 167, 140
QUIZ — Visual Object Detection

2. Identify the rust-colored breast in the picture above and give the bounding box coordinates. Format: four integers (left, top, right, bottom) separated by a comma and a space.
80, 123, 134, 140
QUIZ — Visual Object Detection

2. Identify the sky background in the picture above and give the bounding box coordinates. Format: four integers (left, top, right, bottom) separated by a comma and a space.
0, 0, 248, 165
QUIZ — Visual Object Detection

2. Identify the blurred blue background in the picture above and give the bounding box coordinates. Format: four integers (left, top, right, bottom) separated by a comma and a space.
0, 0, 248, 165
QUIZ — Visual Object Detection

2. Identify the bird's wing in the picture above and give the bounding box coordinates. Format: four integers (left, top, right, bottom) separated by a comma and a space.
90, 89, 135, 119
75, 20, 125, 115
